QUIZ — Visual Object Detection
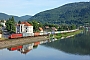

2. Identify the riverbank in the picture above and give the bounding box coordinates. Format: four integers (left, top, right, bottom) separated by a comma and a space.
54, 30, 82, 39
0, 36, 49, 49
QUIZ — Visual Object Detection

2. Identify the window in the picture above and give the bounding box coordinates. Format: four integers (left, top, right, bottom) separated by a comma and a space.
21, 26, 22, 32
26, 27, 27, 29
26, 30, 27, 32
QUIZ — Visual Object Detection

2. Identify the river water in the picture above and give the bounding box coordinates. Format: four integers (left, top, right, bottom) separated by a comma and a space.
0, 30, 90, 60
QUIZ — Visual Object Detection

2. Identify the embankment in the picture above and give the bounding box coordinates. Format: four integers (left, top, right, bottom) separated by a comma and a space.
54, 30, 82, 39
0, 36, 49, 49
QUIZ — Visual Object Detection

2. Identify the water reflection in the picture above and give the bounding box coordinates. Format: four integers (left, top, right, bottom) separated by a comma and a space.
1, 30, 90, 56
6, 40, 48, 54
43, 31, 90, 55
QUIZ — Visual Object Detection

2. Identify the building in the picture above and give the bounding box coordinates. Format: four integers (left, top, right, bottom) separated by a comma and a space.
16, 22, 33, 33
0, 34, 2, 38
51, 27, 57, 31
19, 43, 34, 54
0, 22, 6, 27
0, 20, 6, 27
39, 27, 43, 32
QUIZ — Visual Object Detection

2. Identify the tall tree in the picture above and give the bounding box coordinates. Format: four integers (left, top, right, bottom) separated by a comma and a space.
6, 17, 16, 33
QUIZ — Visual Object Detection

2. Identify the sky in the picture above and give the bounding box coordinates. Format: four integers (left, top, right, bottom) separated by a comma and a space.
0, 0, 89, 16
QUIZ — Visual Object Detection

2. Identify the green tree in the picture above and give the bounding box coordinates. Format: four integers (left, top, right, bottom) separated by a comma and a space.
6, 17, 16, 33
18, 20, 21, 24
28, 20, 43, 32
71, 24, 76, 30
32, 20, 39, 32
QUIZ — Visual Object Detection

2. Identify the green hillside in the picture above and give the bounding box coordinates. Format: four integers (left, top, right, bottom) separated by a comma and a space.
29, 2, 90, 25
0, 13, 31, 22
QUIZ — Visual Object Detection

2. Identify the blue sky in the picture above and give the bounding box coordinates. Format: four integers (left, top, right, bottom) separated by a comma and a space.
0, 0, 89, 16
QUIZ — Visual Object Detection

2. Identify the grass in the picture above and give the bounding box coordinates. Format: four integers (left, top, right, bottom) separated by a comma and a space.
0, 37, 8, 41
54, 30, 82, 39
0, 38, 5, 40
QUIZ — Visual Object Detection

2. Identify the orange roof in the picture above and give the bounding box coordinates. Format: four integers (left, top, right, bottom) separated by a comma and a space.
39, 27, 43, 31
21, 22, 32, 26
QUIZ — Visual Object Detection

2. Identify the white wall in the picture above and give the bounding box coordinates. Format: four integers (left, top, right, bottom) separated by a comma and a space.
16, 24, 33, 33
24, 26, 33, 33
1, 22, 6, 27
0, 34, 2, 38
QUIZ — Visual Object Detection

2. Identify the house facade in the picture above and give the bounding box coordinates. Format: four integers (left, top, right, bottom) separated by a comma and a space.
16, 22, 33, 33
0, 20, 6, 27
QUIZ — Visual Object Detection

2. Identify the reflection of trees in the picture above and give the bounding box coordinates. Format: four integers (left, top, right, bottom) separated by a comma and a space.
43, 32, 90, 55
33, 45, 38, 49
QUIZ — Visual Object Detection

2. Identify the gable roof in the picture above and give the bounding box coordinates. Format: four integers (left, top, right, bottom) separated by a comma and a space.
21, 22, 32, 26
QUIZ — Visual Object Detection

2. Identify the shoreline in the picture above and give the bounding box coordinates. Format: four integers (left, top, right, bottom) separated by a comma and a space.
0, 36, 49, 49
53, 30, 82, 39
0, 29, 82, 49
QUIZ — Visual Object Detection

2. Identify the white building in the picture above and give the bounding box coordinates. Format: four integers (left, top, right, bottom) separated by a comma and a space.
19, 43, 34, 54
0, 34, 2, 38
16, 22, 33, 33
0, 20, 6, 27
0, 22, 6, 27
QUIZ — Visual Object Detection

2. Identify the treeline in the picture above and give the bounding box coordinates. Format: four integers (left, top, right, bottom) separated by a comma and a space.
27, 21, 77, 32
5, 17, 77, 33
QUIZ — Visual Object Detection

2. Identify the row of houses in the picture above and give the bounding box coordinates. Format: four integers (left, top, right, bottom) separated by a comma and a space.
0, 20, 57, 38
16, 21, 57, 34
0, 19, 57, 34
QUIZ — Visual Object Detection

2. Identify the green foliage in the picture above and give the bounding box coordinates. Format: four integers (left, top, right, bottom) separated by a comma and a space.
28, 20, 43, 32
44, 23, 58, 29
44, 31, 90, 55
0, 24, 3, 27
58, 24, 76, 31
18, 20, 21, 24
0, 13, 31, 22
0, 30, 2, 34
6, 17, 16, 33
29, 2, 90, 25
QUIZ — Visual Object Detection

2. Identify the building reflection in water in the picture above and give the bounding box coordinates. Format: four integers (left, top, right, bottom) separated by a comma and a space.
18, 43, 34, 54
7, 40, 49, 54
6, 31, 90, 55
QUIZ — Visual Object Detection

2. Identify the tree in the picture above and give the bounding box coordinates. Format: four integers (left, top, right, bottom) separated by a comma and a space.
28, 20, 43, 32
18, 20, 21, 24
6, 16, 16, 33
32, 21, 39, 32
71, 24, 76, 30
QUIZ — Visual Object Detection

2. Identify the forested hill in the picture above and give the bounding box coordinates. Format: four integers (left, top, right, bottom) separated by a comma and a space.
0, 13, 31, 22
29, 2, 90, 25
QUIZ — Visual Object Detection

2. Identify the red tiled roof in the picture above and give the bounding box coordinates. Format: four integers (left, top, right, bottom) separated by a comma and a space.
39, 27, 43, 31
21, 22, 32, 26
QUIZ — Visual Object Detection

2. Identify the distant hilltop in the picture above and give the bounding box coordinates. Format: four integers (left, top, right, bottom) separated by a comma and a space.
29, 2, 90, 25
0, 13, 32, 22
1, 2, 90, 25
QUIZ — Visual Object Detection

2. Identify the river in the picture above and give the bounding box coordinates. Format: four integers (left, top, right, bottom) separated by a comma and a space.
0, 30, 90, 60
